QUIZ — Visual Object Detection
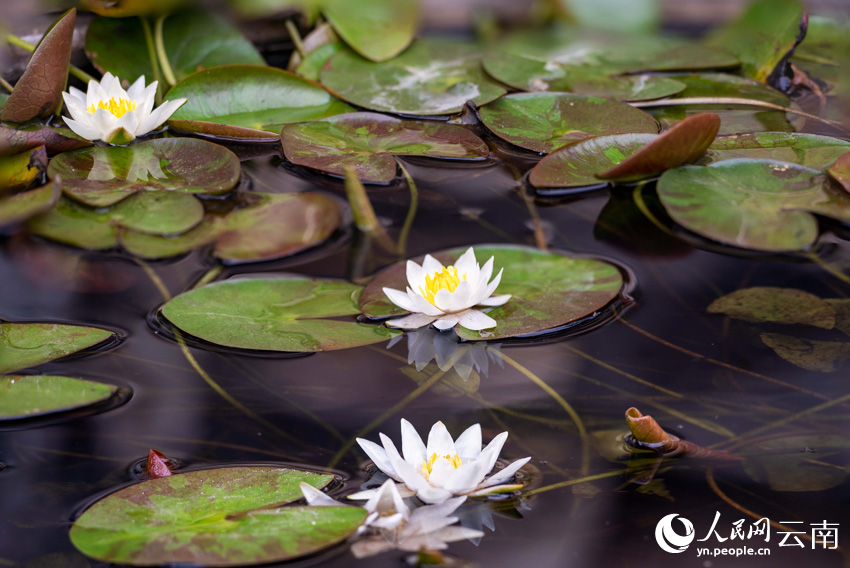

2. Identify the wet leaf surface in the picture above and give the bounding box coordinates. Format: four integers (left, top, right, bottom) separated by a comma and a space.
761, 333, 850, 373
146, 449, 173, 478
555, 0, 660, 34
478, 93, 658, 154
0, 183, 60, 227
47, 138, 240, 207
0, 322, 114, 374
281, 112, 488, 182
743, 435, 850, 491
0, 146, 47, 193
296, 41, 346, 81
108, 191, 204, 235
28, 197, 119, 250
0, 9, 75, 123
322, 0, 418, 62
70, 467, 366, 566
359, 244, 623, 340
0, 126, 92, 157
167, 65, 353, 137
0, 375, 117, 420
320, 40, 506, 116
657, 159, 850, 251
707, 287, 836, 328
163, 277, 400, 352
709, 132, 850, 168
828, 152, 850, 193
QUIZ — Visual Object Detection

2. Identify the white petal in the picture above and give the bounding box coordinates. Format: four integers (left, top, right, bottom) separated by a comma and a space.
63, 118, 100, 141
63, 92, 87, 121
478, 456, 531, 489
87, 78, 108, 107
364, 479, 410, 521
479, 431, 508, 472
443, 459, 489, 494
478, 293, 511, 307
385, 313, 436, 330
474, 257, 495, 295
454, 424, 482, 461
126, 75, 147, 100
400, 419, 427, 466
433, 526, 486, 543
92, 107, 119, 137
68, 86, 87, 103
408, 291, 445, 316
299, 482, 344, 507
369, 512, 406, 530
443, 280, 475, 313
356, 438, 399, 480
136, 98, 186, 135
421, 254, 444, 276
457, 309, 497, 331
134, 83, 158, 124
482, 267, 505, 301
453, 247, 477, 279
383, 287, 417, 312
409, 496, 467, 526
413, 484, 455, 504
406, 259, 426, 291
432, 315, 458, 331
386, 445, 440, 499
426, 421, 457, 458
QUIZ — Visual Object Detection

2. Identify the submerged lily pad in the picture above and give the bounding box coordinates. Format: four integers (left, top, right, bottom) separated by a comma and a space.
761, 334, 850, 373
657, 159, 850, 251
281, 112, 488, 182
709, 133, 850, 168
743, 435, 850, 491
359, 245, 623, 340
167, 65, 353, 138
707, 287, 836, 328
70, 467, 366, 566
829, 152, 850, 193
0, 375, 117, 420
478, 93, 658, 154
322, 0, 418, 62
320, 40, 507, 116
0, 183, 59, 227
0, 322, 114, 374
162, 278, 399, 352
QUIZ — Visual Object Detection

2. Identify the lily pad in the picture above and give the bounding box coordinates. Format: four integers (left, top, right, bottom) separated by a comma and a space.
167, 65, 353, 138
1, 146, 47, 193
86, 11, 265, 84
70, 467, 366, 566
829, 152, 850, 193
108, 191, 204, 235
320, 40, 507, 116
28, 197, 118, 250
162, 277, 400, 352
761, 333, 850, 373
281, 112, 488, 182
296, 41, 346, 81
478, 93, 658, 154
0, 322, 114, 374
322, 0, 418, 62
0, 183, 60, 227
359, 244, 623, 340
556, 0, 660, 34
707, 287, 836, 328
80, 0, 187, 17
0, 9, 75, 123
0, 375, 117, 420
0, 125, 92, 157
47, 138, 240, 207
743, 435, 850, 491
657, 159, 850, 251
709, 133, 850, 168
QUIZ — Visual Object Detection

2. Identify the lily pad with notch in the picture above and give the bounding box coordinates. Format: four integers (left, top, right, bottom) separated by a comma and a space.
280, 112, 488, 183
47, 138, 240, 207
709, 132, 850, 168
359, 244, 624, 341
321, 0, 418, 62
478, 92, 658, 154
162, 277, 400, 352
319, 40, 507, 116
657, 159, 850, 252
0, 375, 118, 420
70, 466, 367, 566
0, 322, 114, 375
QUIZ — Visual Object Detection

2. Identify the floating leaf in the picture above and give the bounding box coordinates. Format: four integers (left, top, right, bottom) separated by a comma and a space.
657, 159, 850, 251
322, 0, 418, 62
0, 375, 117, 420
28, 197, 118, 250
761, 333, 850, 373
478, 93, 658, 154
707, 287, 835, 328
0, 9, 75, 123
70, 467, 366, 566
162, 278, 400, 352
320, 40, 506, 116
0, 322, 114, 374
0, 126, 92, 157
556, 0, 660, 34
0, 183, 59, 227
86, 12, 265, 84
359, 245, 623, 340
281, 112, 488, 182
743, 435, 850, 491
825, 299, 850, 337
80, 0, 187, 17
296, 41, 346, 81
108, 191, 204, 235
48, 138, 240, 207
709, 132, 850, 168
167, 65, 353, 138
829, 152, 850, 193
1, 145, 46, 193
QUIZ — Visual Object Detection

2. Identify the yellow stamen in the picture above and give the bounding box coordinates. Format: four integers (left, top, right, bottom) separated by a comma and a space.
421, 452, 463, 478
87, 97, 137, 118
419, 265, 467, 306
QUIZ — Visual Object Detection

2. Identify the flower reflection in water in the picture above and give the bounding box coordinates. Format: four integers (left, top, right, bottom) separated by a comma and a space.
388, 327, 504, 382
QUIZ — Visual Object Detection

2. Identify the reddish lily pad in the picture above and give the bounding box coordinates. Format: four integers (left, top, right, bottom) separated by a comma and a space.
1, 146, 47, 193
0, 126, 92, 157
0, 375, 117, 420
707, 287, 836, 328
0, 322, 114, 374
829, 152, 850, 193
0, 183, 60, 227
0, 9, 75, 123
478, 93, 658, 154
281, 112, 488, 183
47, 138, 240, 207
322, 0, 418, 62
359, 244, 624, 340
709, 133, 850, 168
70, 467, 366, 566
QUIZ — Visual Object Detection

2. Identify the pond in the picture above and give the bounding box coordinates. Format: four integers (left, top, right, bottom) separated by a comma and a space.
1, 0, 850, 567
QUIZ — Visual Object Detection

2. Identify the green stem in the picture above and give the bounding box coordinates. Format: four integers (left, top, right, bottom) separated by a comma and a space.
153, 14, 177, 88
6, 33, 97, 84
396, 161, 419, 257
285, 19, 307, 58
193, 266, 223, 289
0, 76, 13, 93
525, 469, 625, 497
139, 18, 163, 104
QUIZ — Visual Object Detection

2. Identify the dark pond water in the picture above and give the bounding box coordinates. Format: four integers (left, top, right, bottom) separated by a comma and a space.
3, 110, 850, 567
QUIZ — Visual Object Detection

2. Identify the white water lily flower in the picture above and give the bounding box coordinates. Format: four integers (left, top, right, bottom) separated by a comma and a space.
353, 419, 530, 504
62, 73, 186, 144
300, 479, 409, 531
382, 247, 511, 331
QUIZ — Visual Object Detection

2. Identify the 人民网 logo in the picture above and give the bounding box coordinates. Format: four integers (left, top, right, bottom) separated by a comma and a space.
656, 513, 696, 553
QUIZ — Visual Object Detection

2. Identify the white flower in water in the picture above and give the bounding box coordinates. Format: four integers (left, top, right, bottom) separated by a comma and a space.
62, 73, 186, 144
383, 247, 511, 332
353, 419, 530, 504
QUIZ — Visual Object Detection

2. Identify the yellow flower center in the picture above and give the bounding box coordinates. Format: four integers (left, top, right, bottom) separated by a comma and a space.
87, 97, 137, 118
421, 452, 463, 478
419, 265, 466, 306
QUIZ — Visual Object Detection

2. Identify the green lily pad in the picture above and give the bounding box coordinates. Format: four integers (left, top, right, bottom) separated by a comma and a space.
322, 0, 418, 62
167, 65, 353, 138
280, 112, 488, 182
0, 125, 92, 157
743, 435, 850, 491
70, 467, 366, 566
359, 244, 623, 340
86, 11, 265, 85
108, 191, 204, 235
657, 159, 850, 252
296, 41, 346, 81
556, 0, 660, 34
0, 183, 60, 227
761, 333, 850, 373
709, 133, 850, 168
707, 287, 836, 328
1, 146, 47, 193
320, 40, 507, 116
162, 278, 400, 352
0, 375, 117, 420
47, 138, 240, 207
28, 197, 118, 250
478, 93, 658, 154
0, 322, 114, 374
829, 152, 850, 193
